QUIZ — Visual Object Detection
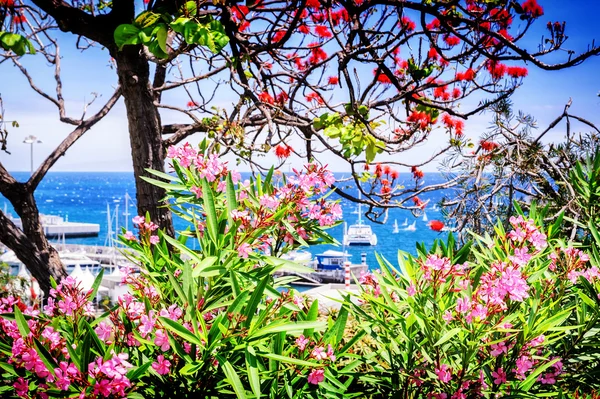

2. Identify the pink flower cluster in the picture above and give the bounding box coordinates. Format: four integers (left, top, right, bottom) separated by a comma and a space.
88, 352, 133, 397
508, 215, 547, 251
294, 334, 336, 385
167, 143, 241, 185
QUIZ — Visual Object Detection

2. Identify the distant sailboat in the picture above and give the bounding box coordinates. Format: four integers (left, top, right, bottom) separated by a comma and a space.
404, 220, 417, 231
401, 218, 408, 227
393, 219, 399, 234
422, 212, 428, 222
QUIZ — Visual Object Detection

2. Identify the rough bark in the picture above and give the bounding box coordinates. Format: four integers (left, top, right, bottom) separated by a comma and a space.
0, 184, 66, 297
115, 45, 175, 236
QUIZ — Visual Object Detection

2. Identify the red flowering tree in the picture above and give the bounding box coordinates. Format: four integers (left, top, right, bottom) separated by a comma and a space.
0, 0, 599, 291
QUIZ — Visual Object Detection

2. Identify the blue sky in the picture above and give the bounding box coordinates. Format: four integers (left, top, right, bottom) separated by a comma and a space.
0, 1, 599, 174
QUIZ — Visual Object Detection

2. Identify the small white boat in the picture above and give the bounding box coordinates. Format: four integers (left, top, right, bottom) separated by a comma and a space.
281, 250, 312, 265
422, 212, 428, 222
404, 220, 417, 231
392, 219, 399, 234
343, 192, 377, 246
401, 218, 408, 227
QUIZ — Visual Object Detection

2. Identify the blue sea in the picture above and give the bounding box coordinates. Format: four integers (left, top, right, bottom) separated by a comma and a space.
3, 172, 452, 270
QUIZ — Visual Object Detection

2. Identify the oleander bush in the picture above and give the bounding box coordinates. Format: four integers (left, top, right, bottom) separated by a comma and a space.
344, 203, 600, 398
2, 142, 600, 398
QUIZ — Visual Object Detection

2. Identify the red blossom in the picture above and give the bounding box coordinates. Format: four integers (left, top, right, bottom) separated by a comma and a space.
427, 47, 439, 60
429, 220, 445, 232
399, 16, 416, 32
373, 69, 392, 84
314, 25, 332, 38
487, 61, 507, 80
444, 35, 460, 47
452, 87, 462, 99
411, 166, 424, 180
327, 76, 339, 85
275, 144, 292, 159
258, 92, 275, 104
240, 21, 250, 31
389, 170, 399, 180
273, 30, 286, 43
521, 0, 544, 18
305, 92, 324, 105
275, 91, 289, 104
298, 24, 310, 34
426, 18, 440, 30
507, 66, 528, 78
0, 0, 15, 6
306, 0, 321, 9
12, 13, 26, 23
480, 140, 499, 152
456, 68, 476, 81
187, 101, 198, 108
407, 110, 433, 129
489, 8, 513, 28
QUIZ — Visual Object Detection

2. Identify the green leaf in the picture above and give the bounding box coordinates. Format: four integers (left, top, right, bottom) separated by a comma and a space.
114, 24, 141, 49
434, 328, 462, 347
13, 306, 30, 338
261, 353, 319, 367
127, 361, 153, 381
155, 24, 169, 55
159, 316, 204, 346
134, 12, 161, 29
219, 358, 247, 399
201, 178, 219, 244
246, 346, 261, 399
244, 274, 270, 329
249, 321, 326, 339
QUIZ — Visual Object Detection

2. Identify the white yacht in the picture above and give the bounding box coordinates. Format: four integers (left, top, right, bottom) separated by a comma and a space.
401, 218, 408, 227
343, 194, 378, 246
392, 219, 400, 234
422, 212, 428, 222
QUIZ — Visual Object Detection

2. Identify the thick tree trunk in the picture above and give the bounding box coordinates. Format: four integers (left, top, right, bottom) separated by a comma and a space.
115, 46, 175, 236
0, 183, 66, 298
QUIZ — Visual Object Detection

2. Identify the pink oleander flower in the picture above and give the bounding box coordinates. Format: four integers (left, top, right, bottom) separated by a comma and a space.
311, 346, 327, 361
132, 215, 145, 226
442, 310, 454, 322
190, 185, 202, 199
456, 297, 471, 314
490, 341, 508, 357
160, 304, 183, 321
152, 355, 171, 375
307, 369, 325, 385
293, 295, 304, 309
492, 367, 507, 385
238, 243, 252, 259
154, 329, 170, 351
326, 344, 336, 361
123, 231, 136, 241
138, 311, 156, 338
514, 355, 534, 379
149, 235, 160, 245
41, 326, 61, 349
14, 377, 29, 397
435, 363, 452, 383
296, 335, 309, 351
95, 321, 112, 342
407, 284, 417, 297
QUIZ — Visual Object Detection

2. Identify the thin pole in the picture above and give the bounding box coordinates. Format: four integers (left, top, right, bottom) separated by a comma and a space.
30, 143, 33, 175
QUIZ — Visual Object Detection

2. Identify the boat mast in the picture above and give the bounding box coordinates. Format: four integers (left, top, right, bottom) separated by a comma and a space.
124, 192, 130, 232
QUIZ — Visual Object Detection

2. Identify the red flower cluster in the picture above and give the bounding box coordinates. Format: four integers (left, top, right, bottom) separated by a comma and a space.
308, 43, 328, 65
399, 16, 416, 32
12, 13, 26, 24
407, 110, 433, 130
480, 140, 499, 152
413, 196, 427, 210
273, 30, 286, 43
444, 35, 460, 47
275, 144, 292, 159
507, 66, 528, 78
306, 92, 324, 105
427, 47, 439, 61
487, 61, 507, 80
426, 18, 440, 30
521, 0, 544, 18
187, 101, 198, 108
442, 114, 465, 137
456, 68, 476, 81
411, 166, 424, 180
429, 220, 445, 232
489, 8, 513, 29
258, 92, 275, 104
314, 25, 332, 39
327, 76, 339, 85
0, 0, 15, 6
373, 69, 392, 84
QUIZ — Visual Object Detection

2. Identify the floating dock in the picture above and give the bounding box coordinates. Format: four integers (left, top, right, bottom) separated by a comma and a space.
11, 214, 100, 238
